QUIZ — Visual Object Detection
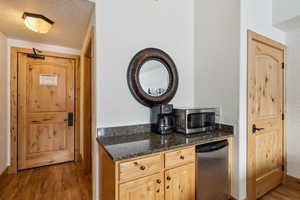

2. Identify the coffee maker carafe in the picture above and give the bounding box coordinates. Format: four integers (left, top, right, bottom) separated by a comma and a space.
151, 104, 175, 135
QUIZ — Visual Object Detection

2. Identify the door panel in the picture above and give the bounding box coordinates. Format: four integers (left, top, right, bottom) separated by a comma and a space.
255, 55, 281, 118
18, 53, 75, 170
28, 64, 67, 112
248, 31, 284, 199
255, 129, 282, 178
119, 173, 164, 200
28, 123, 66, 154
165, 163, 195, 200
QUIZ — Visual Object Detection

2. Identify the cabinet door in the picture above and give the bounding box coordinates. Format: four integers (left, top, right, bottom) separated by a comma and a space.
165, 163, 195, 200
119, 173, 164, 200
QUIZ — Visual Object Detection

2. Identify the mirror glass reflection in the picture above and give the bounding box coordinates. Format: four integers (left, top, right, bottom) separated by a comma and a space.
139, 60, 170, 97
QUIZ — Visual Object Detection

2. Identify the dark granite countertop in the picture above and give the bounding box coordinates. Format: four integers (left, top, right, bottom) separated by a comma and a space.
97, 124, 234, 162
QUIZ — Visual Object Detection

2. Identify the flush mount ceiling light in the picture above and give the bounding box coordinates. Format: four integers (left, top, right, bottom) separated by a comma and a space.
22, 12, 54, 34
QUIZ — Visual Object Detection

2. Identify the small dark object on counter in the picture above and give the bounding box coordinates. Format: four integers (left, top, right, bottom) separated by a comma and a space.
151, 104, 175, 135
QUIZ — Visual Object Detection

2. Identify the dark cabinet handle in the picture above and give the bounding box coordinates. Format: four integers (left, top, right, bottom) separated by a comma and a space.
166, 176, 171, 181
166, 185, 170, 189
156, 189, 160, 193
140, 165, 146, 170
252, 124, 264, 134
180, 155, 185, 160
156, 179, 161, 184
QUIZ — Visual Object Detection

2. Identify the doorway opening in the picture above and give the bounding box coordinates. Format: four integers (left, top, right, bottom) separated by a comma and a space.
10, 48, 81, 171
0, 0, 95, 199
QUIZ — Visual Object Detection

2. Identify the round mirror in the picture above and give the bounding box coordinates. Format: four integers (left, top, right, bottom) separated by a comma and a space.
127, 48, 179, 107
138, 59, 170, 97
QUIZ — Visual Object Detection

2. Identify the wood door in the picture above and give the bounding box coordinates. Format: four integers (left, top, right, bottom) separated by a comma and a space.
247, 31, 285, 199
18, 53, 75, 170
165, 163, 195, 200
119, 173, 164, 200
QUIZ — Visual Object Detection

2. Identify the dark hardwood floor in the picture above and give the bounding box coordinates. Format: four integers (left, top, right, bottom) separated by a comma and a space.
260, 178, 300, 200
0, 162, 91, 200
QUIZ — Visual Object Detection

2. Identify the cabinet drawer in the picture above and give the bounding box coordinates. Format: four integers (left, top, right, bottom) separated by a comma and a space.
119, 154, 162, 183
165, 147, 195, 168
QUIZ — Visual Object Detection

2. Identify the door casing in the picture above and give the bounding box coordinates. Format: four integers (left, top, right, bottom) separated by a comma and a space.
82, 30, 93, 173
8, 47, 81, 174
247, 30, 287, 199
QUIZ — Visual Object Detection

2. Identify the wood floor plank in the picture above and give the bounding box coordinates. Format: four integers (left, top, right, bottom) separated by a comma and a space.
0, 162, 91, 200
260, 180, 300, 200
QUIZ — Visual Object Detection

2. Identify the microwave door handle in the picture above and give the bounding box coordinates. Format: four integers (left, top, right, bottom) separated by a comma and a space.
186, 109, 216, 115
186, 109, 203, 115
185, 115, 188, 130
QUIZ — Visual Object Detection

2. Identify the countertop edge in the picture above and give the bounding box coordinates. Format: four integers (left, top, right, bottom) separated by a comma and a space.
97, 134, 233, 162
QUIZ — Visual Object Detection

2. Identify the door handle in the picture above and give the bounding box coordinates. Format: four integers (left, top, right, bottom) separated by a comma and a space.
252, 124, 264, 134
64, 112, 74, 127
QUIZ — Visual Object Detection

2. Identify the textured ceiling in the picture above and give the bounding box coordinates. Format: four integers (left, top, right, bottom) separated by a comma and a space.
0, 0, 95, 49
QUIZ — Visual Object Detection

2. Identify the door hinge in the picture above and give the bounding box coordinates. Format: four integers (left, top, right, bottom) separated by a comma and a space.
282, 62, 285, 69
282, 165, 285, 171
282, 114, 285, 121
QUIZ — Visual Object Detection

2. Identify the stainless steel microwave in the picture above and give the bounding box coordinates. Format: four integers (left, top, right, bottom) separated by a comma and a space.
174, 108, 217, 134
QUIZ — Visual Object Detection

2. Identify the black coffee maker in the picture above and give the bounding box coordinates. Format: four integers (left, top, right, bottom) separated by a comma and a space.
151, 104, 175, 135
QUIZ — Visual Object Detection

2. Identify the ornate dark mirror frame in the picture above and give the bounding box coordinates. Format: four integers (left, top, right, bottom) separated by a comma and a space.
127, 48, 179, 107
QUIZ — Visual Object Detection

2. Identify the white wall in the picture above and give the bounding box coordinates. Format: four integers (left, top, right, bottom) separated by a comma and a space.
246, 0, 286, 43
7, 39, 81, 55
273, 0, 300, 26
94, 1, 194, 199
273, 0, 300, 33
194, 0, 240, 198
239, 0, 286, 199
96, 0, 195, 128
194, 0, 240, 125
286, 32, 300, 179
0, 32, 8, 175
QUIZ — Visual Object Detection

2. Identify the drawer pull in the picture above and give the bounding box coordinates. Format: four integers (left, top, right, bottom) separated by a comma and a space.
140, 165, 146, 170
167, 176, 171, 181
180, 155, 185, 160
166, 185, 170, 189
156, 179, 161, 184
156, 189, 160, 193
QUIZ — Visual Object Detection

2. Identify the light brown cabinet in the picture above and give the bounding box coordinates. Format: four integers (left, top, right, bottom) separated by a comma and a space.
119, 173, 164, 200
118, 149, 194, 200
99, 138, 232, 200
119, 154, 162, 183
119, 163, 195, 200
165, 147, 195, 168
165, 163, 195, 200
